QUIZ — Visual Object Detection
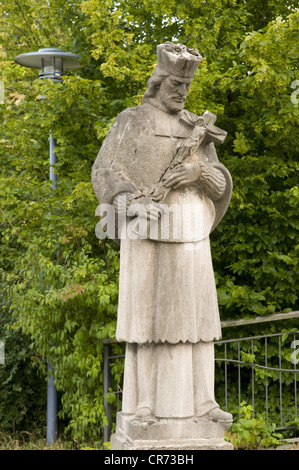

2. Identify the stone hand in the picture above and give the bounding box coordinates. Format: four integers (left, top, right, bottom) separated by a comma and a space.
163, 163, 202, 189
148, 188, 164, 202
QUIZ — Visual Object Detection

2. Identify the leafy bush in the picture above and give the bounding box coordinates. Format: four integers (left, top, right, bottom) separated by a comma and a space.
0, 295, 46, 434
226, 402, 283, 449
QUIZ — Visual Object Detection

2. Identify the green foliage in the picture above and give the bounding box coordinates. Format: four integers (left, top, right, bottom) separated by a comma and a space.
0, 292, 46, 433
226, 402, 283, 449
0, 0, 298, 443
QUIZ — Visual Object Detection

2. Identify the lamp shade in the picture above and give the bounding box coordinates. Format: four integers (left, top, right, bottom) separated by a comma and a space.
15, 48, 81, 80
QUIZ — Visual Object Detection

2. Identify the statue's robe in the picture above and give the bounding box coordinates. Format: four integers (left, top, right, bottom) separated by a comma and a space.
92, 102, 232, 417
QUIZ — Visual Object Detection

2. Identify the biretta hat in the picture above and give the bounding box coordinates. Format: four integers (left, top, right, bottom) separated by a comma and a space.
156, 42, 202, 78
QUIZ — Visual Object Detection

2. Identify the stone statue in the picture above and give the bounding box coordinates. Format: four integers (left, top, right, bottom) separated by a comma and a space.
92, 42, 233, 450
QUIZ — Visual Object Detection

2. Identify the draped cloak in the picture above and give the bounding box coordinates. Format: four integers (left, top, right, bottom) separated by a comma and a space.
92, 102, 232, 345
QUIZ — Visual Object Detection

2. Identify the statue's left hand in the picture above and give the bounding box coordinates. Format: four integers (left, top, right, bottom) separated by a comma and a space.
163, 163, 202, 189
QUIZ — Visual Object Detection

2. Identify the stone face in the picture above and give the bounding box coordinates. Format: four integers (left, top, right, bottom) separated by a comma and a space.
92, 41, 233, 449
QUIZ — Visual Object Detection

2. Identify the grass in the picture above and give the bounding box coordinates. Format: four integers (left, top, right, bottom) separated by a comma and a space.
0, 430, 109, 450
0, 431, 78, 450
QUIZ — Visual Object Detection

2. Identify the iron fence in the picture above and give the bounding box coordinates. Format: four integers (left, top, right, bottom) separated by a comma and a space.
215, 330, 298, 429
103, 311, 299, 442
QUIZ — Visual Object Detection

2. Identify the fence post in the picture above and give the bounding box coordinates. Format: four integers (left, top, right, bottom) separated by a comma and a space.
103, 342, 112, 443
47, 361, 58, 444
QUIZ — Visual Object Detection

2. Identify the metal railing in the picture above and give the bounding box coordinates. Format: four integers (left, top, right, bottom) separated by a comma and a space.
215, 330, 298, 429
103, 311, 299, 442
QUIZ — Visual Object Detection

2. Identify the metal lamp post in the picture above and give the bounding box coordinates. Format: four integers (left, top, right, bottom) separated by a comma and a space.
15, 48, 81, 445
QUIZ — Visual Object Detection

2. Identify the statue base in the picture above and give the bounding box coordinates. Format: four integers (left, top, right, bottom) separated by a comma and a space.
110, 412, 234, 450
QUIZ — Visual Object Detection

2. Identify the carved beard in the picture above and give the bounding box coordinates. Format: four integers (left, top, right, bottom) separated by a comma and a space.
161, 96, 186, 113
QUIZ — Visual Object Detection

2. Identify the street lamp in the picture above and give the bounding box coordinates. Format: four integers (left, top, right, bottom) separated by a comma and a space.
15, 48, 81, 187
15, 47, 81, 81
15, 48, 81, 445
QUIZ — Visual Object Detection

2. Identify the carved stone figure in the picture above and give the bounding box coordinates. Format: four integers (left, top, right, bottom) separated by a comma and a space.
92, 42, 233, 450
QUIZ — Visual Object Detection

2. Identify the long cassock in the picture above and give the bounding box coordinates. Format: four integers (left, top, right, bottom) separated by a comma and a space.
92, 101, 232, 418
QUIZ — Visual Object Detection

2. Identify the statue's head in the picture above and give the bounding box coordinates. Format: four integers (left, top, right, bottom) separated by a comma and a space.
142, 42, 202, 113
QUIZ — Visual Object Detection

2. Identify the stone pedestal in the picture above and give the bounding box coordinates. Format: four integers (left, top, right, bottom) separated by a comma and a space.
111, 412, 233, 450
